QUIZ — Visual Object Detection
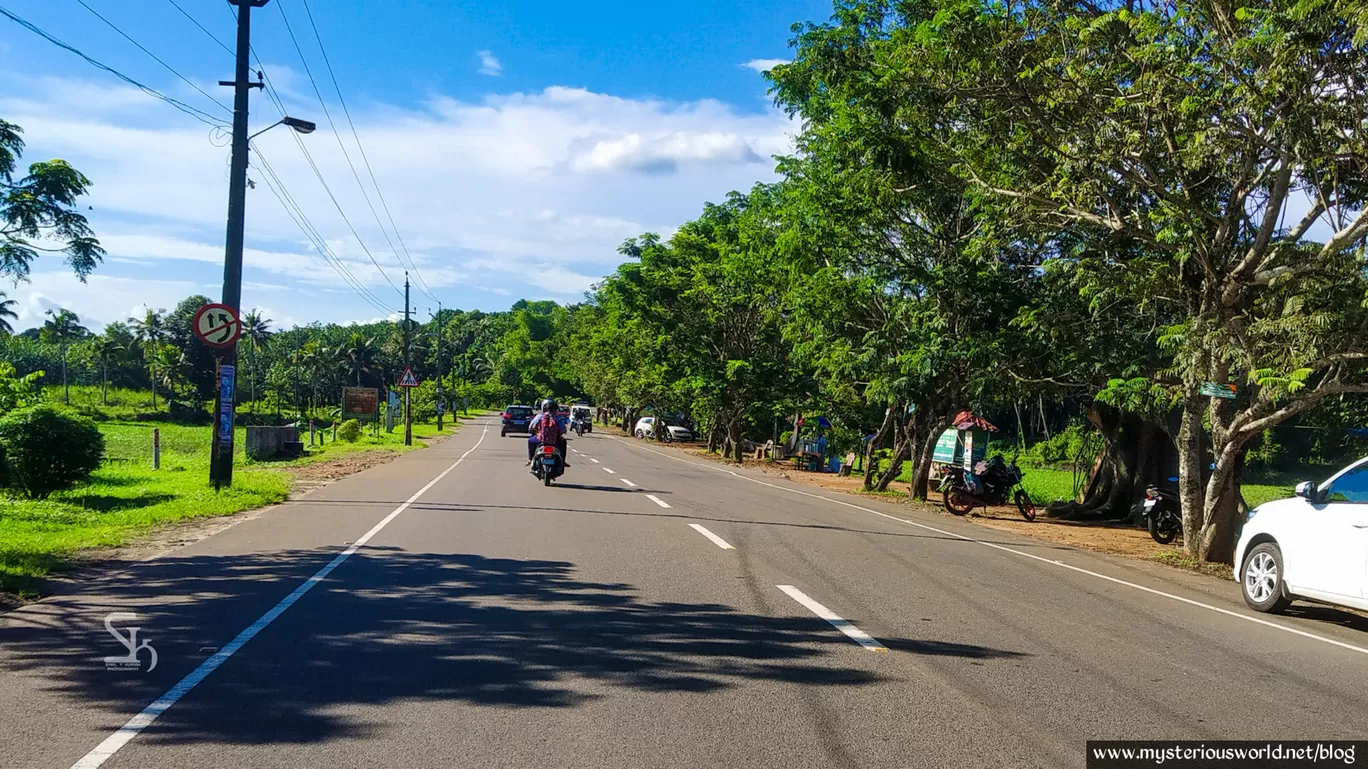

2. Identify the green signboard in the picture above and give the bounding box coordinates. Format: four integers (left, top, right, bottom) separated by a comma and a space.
1200, 382, 1238, 399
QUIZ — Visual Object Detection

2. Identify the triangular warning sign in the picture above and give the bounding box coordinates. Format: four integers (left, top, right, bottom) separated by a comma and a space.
397, 366, 419, 387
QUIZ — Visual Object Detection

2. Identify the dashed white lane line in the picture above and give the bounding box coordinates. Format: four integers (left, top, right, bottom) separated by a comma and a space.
778, 585, 887, 651
619, 437, 1368, 659
590, 458, 601, 464
603, 467, 615, 474
645, 494, 671, 508
688, 523, 734, 550
69, 424, 492, 769
620, 478, 638, 488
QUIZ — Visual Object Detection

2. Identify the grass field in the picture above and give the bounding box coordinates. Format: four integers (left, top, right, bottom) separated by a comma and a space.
0, 413, 481, 596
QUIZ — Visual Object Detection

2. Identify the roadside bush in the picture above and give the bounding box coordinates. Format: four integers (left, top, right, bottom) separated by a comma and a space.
338, 419, 361, 442
0, 404, 106, 499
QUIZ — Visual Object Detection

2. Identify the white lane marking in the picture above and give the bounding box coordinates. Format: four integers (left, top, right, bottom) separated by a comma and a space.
70, 424, 492, 769
620, 478, 638, 488
603, 467, 615, 474
618, 438, 1368, 658
688, 523, 734, 550
778, 585, 886, 651
645, 494, 671, 508
590, 458, 600, 464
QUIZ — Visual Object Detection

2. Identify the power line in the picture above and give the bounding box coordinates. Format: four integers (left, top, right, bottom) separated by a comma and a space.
72, 0, 231, 117
0, 4, 228, 127
274, 0, 408, 301
252, 146, 400, 316
164, 0, 234, 59
298, 0, 437, 303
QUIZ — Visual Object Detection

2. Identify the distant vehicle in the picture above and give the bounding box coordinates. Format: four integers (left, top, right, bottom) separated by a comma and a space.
501, 405, 534, 437
1235, 456, 1368, 613
571, 404, 592, 435
634, 416, 693, 442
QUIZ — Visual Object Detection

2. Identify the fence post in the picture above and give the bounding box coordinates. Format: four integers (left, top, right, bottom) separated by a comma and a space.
309, 419, 315, 446
153, 428, 160, 470
332, 422, 337, 441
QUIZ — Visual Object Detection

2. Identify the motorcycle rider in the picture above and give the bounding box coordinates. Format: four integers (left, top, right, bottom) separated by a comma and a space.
526, 400, 569, 468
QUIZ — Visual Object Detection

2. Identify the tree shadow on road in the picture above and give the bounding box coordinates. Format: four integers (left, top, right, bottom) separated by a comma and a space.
0, 547, 1027, 748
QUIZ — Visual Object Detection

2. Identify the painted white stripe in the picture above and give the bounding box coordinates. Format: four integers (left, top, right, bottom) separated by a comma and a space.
590, 458, 600, 464
778, 585, 886, 651
688, 523, 734, 550
620, 478, 638, 488
69, 424, 492, 769
645, 494, 671, 509
619, 437, 1368, 658
603, 467, 615, 474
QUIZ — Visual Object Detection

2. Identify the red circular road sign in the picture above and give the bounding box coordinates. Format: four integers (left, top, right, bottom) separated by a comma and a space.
193, 303, 242, 349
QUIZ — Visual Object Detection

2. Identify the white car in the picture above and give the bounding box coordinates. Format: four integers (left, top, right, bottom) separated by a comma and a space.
633, 416, 693, 442
1235, 457, 1368, 613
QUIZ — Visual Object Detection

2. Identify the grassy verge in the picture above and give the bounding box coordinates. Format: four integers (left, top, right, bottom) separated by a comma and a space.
0, 414, 481, 596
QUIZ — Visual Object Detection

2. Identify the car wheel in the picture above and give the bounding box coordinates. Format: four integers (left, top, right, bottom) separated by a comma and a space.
1242, 542, 1293, 613
635, 429, 645, 439
501, 429, 506, 437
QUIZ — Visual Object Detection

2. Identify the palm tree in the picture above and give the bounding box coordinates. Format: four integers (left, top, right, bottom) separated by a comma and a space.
89, 335, 125, 406
150, 344, 187, 404
241, 310, 273, 411
337, 332, 378, 387
0, 291, 17, 335
41, 309, 87, 403
128, 307, 167, 410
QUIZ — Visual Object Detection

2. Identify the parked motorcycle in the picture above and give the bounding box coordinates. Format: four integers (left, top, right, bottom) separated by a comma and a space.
1143, 477, 1182, 544
531, 443, 566, 486
939, 456, 1036, 521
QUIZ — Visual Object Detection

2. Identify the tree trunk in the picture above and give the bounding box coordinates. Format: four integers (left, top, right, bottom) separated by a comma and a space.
707, 417, 720, 453
728, 416, 744, 463
863, 403, 895, 490
909, 415, 948, 500
101, 359, 108, 406
874, 409, 914, 491
785, 412, 801, 455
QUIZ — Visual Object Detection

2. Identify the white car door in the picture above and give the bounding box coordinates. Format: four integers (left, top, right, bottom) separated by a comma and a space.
1305, 463, 1368, 599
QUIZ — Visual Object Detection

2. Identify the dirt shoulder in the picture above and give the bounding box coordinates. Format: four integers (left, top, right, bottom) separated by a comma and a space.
605, 427, 1234, 582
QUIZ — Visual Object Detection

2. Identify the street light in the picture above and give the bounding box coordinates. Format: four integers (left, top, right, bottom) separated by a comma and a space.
247, 116, 317, 141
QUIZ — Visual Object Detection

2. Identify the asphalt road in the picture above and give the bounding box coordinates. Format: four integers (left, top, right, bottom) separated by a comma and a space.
2, 417, 1366, 768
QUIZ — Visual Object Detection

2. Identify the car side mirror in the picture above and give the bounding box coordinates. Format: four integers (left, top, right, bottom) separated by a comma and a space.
1294, 481, 1317, 500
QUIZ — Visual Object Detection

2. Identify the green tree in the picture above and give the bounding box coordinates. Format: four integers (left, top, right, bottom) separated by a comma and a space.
241, 309, 273, 411
128, 307, 167, 410
338, 332, 379, 387
40, 308, 86, 403
88, 334, 125, 406
0, 119, 104, 281
0, 290, 16, 335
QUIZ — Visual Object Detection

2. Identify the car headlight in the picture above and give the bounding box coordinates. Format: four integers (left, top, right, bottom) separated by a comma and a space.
1245, 506, 1260, 523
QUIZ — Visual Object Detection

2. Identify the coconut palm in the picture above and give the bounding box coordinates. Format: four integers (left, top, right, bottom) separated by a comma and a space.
89, 335, 125, 406
338, 332, 379, 387
128, 307, 167, 410
0, 291, 17, 335
41, 308, 87, 403
241, 309, 273, 411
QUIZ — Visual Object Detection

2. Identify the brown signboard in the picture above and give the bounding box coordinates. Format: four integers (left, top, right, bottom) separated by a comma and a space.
342, 387, 379, 422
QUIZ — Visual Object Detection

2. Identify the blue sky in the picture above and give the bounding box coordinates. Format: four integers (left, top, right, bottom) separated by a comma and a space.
1, 0, 832, 331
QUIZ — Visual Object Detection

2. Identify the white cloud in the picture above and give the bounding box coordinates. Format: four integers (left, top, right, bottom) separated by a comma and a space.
743, 58, 788, 73
3, 76, 793, 324
477, 50, 502, 76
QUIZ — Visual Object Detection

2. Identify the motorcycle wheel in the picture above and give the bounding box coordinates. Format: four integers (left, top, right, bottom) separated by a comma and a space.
1148, 512, 1179, 544
543, 472, 552, 487
943, 489, 974, 516
1014, 489, 1036, 522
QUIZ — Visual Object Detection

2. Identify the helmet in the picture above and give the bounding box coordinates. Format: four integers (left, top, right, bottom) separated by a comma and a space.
542, 399, 557, 413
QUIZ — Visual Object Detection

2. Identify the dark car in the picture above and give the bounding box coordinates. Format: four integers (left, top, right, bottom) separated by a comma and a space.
501, 405, 534, 437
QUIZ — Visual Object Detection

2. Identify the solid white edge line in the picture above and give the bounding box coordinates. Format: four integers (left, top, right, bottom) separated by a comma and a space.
645, 494, 671, 509
69, 423, 493, 769
777, 585, 886, 651
620, 478, 638, 487
617, 437, 1368, 658
688, 523, 735, 550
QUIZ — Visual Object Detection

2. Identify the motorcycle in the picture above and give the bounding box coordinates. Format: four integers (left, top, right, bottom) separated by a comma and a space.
939, 456, 1036, 521
1143, 477, 1182, 544
572, 418, 587, 437
531, 443, 566, 486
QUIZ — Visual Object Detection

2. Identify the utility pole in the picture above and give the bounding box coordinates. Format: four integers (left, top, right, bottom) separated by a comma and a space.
435, 302, 444, 431
210, 0, 268, 489
403, 272, 412, 446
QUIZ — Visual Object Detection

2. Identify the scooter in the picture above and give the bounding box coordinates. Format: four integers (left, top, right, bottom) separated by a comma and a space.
1143, 477, 1182, 544
939, 456, 1036, 521
531, 443, 566, 487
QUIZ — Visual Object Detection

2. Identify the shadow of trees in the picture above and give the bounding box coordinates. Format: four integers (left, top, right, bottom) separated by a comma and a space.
0, 547, 1024, 747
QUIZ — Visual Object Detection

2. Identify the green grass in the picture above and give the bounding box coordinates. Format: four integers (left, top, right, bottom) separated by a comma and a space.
0, 414, 473, 595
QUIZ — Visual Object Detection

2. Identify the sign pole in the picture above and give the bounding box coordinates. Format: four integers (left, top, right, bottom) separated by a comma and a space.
403, 273, 412, 446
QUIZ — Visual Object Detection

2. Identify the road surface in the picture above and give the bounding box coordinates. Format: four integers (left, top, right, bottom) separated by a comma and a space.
2, 417, 1366, 768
